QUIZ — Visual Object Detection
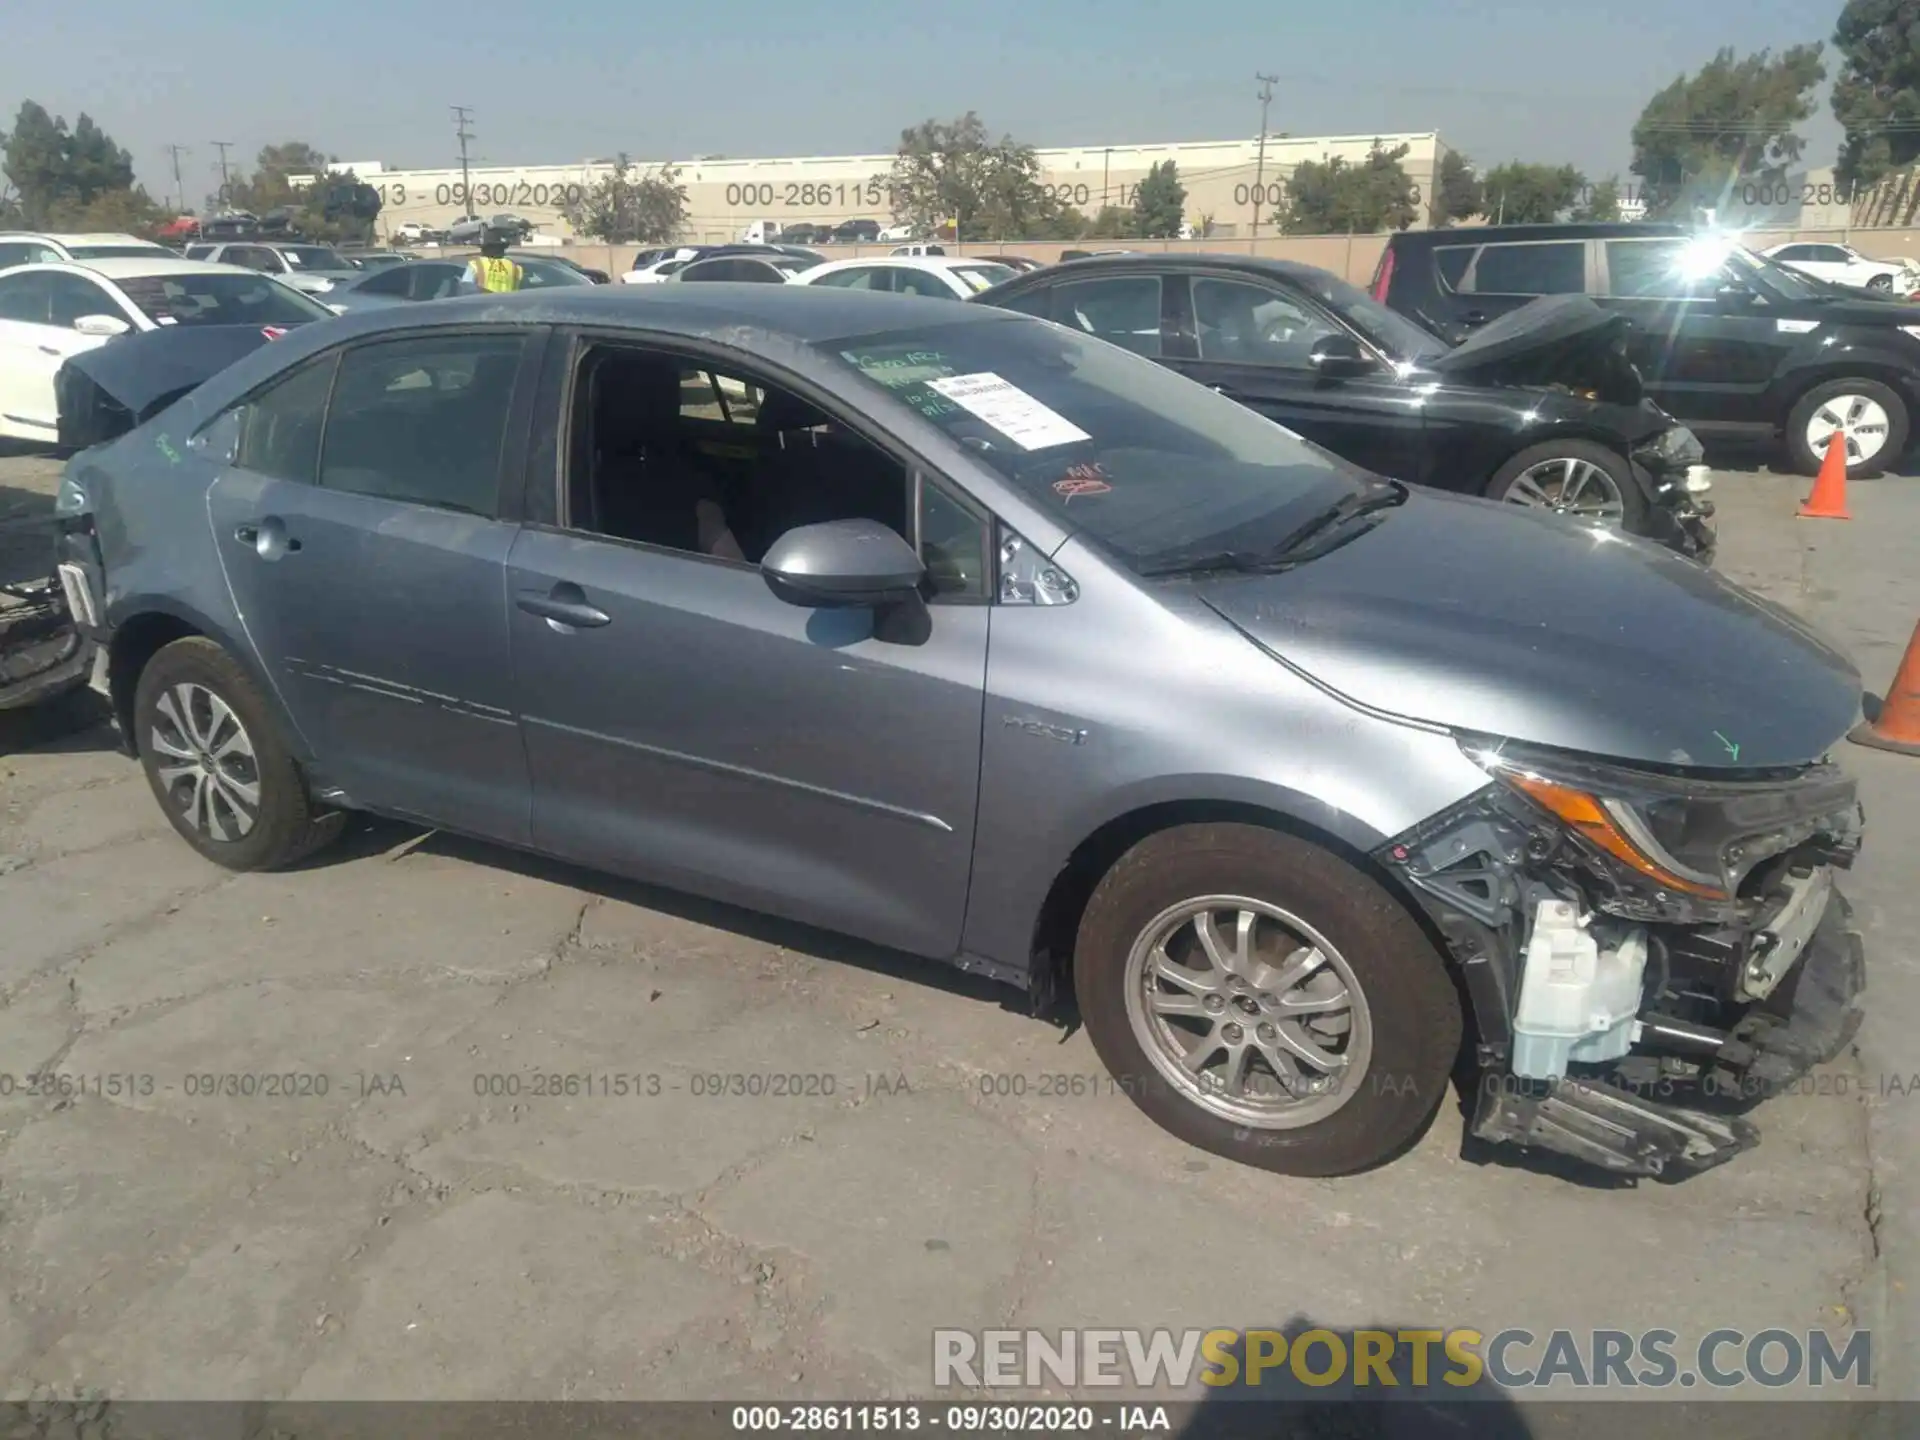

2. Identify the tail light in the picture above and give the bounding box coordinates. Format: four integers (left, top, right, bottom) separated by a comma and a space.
1370, 248, 1395, 304
261, 326, 288, 341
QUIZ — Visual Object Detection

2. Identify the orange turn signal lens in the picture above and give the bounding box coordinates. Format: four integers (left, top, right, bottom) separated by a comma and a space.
1505, 773, 1729, 899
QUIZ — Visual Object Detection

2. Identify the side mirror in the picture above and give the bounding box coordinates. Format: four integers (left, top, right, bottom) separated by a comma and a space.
73, 313, 132, 339
1307, 332, 1376, 377
761, 517, 926, 609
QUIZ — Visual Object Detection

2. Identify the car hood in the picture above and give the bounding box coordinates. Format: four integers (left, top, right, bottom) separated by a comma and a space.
1425, 294, 1625, 376
1189, 489, 1861, 770
55, 324, 281, 445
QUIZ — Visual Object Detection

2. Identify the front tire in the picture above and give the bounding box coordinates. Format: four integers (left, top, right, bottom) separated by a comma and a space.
1786, 377, 1909, 478
133, 637, 344, 870
1073, 824, 1461, 1177
1484, 439, 1647, 534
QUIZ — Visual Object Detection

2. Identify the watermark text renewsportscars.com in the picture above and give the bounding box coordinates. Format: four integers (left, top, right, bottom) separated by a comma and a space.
933, 1327, 1872, 1392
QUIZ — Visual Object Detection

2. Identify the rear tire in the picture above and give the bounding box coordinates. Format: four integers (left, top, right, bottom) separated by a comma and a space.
133, 637, 344, 871
1073, 824, 1461, 1177
1484, 439, 1648, 534
1786, 378, 1908, 478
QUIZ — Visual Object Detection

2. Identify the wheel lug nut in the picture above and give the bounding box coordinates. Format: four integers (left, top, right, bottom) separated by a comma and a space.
1257, 1023, 1276, 1041
1204, 995, 1226, 1012
1223, 1023, 1243, 1042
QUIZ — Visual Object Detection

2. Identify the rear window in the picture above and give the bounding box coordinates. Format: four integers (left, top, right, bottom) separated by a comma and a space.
952, 263, 1017, 293
1467, 241, 1586, 296
115, 272, 334, 327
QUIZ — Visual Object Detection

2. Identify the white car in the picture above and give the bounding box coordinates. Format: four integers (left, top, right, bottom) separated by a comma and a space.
793, 255, 1018, 298
179, 241, 364, 295
0, 258, 333, 443
1762, 241, 1920, 294
622, 250, 697, 284
0, 231, 172, 269
876, 223, 917, 242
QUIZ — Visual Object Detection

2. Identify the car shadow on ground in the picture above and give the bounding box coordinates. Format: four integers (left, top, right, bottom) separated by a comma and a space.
1175, 1319, 1533, 1438
322, 813, 1048, 1021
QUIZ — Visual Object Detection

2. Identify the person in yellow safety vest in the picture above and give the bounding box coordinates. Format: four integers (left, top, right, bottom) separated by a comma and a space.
459, 228, 525, 294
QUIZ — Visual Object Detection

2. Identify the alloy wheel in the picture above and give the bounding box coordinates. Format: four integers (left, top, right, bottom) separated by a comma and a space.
1123, 896, 1373, 1129
149, 682, 261, 841
1503, 457, 1627, 523
1805, 394, 1891, 466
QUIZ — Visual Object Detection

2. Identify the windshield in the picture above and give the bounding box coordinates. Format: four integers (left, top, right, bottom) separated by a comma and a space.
1289, 268, 1448, 361
280, 245, 350, 270
66, 244, 171, 261
1723, 242, 1842, 301
952, 263, 1017, 293
822, 317, 1364, 572
516, 259, 594, 287
114, 272, 334, 327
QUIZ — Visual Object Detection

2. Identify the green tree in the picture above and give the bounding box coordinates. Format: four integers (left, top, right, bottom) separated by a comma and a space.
1272, 141, 1418, 233
890, 112, 1058, 241
1480, 161, 1586, 223
560, 155, 688, 243
1831, 0, 1920, 190
1630, 45, 1827, 216
1131, 159, 1186, 238
1434, 150, 1483, 225
0, 101, 140, 226
1081, 204, 1136, 240
1572, 175, 1624, 221
225, 141, 330, 214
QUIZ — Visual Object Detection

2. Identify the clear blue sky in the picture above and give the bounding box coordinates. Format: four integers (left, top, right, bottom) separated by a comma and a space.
1, 0, 1844, 204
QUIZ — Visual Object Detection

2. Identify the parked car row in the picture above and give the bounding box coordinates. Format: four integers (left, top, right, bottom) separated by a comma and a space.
33, 280, 1870, 1186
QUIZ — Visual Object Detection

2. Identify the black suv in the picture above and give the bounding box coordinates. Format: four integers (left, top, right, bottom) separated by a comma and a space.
1372, 221, 1920, 476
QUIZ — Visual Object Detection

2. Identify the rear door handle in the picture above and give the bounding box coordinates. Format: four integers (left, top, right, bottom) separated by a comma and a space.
234, 519, 300, 557
517, 585, 611, 630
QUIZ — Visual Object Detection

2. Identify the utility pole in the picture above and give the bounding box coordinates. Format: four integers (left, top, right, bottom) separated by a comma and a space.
452, 106, 476, 218
164, 144, 189, 213
210, 141, 234, 207
1250, 74, 1277, 243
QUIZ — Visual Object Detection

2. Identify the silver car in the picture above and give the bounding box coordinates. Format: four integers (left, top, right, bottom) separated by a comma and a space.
54, 285, 1867, 1179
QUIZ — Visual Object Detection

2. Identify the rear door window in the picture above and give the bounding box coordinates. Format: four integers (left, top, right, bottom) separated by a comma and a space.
1432, 246, 1476, 292
1464, 241, 1586, 296
1602, 239, 1699, 299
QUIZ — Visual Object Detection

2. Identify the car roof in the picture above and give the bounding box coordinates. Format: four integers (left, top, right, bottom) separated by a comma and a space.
1387, 221, 1688, 247
0, 231, 166, 247
31, 256, 258, 280
996, 251, 1347, 287
313, 281, 1021, 346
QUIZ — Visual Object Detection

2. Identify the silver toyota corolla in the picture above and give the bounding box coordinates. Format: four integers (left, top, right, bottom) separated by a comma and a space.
53, 285, 1867, 1179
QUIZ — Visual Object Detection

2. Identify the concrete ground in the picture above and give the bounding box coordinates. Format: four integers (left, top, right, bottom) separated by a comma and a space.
0, 444, 1916, 1425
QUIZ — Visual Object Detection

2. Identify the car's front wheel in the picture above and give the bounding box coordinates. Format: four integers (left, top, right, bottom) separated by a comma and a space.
1484, 439, 1648, 533
133, 637, 344, 871
1074, 824, 1461, 1176
1786, 377, 1909, 478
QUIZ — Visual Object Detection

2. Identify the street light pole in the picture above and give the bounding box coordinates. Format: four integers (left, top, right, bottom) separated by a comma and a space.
452, 106, 476, 218
1251, 74, 1277, 243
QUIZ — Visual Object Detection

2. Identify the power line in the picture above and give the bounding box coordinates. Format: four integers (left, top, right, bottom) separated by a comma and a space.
1251, 74, 1278, 240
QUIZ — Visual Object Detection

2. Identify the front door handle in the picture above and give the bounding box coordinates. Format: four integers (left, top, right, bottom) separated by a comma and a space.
517, 584, 611, 630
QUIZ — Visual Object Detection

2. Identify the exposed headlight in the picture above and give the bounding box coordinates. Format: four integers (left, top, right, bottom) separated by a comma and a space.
1459, 739, 1859, 901
54, 472, 89, 518
1631, 424, 1706, 471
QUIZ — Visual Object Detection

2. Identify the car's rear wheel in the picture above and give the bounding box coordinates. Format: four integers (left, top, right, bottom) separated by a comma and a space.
1484, 439, 1647, 534
1786, 377, 1909, 478
133, 637, 344, 871
1073, 824, 1461, 1176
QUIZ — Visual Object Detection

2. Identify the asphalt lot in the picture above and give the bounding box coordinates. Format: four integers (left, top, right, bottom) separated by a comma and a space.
0, 444, 1917, 1428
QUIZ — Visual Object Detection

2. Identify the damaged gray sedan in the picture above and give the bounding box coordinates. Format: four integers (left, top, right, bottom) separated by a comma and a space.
54, 285, 1865, 1178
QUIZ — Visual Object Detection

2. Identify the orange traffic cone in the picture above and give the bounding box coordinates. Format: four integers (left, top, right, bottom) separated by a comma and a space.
1851, 620, 1920, 757
1799, 431, 1852, 520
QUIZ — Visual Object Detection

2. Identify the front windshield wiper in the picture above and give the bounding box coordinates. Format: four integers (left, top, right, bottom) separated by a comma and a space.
1139, 479, 1408, 577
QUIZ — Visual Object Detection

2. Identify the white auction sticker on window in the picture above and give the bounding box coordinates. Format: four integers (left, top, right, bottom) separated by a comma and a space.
1776, 319, 1820, 333
925, 372, 1091, 450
